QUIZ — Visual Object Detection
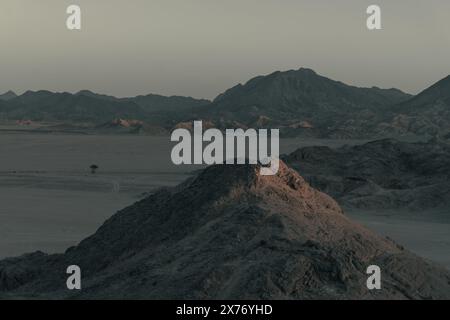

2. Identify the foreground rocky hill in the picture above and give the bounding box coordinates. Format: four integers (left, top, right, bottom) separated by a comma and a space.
0, 161, 449, 299
283, 139, 450, 216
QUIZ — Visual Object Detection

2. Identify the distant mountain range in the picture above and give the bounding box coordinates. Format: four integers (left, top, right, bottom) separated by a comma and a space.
1, 68, 449, 139
0, 90, 209, 126
377, 75, 450, 138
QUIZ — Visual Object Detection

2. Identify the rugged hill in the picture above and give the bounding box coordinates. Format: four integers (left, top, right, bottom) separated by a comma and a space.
283, 139, 450, 214
405, 75, 450, 107
124, 94, 210, 113
188, 68, 412, 137
0, 90, 17, 101
376, 76, 450, 137
0, 161, 449, 299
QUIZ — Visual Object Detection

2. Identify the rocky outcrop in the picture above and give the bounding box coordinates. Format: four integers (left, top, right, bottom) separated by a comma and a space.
284, 139, 450, 213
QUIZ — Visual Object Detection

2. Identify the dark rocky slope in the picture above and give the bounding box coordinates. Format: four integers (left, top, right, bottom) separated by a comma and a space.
283, 139, 450, 215
1, 161, 449, 299
376, 75, 450, 138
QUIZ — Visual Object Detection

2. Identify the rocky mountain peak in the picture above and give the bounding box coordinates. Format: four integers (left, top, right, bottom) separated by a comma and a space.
187, 160, 315, 202
410, 74, 450, 103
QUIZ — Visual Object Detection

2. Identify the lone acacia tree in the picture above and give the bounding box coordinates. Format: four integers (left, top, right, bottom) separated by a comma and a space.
90, 164, 99, 174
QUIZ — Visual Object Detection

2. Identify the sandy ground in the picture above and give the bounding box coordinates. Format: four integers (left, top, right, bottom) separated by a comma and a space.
0, 134, 191, 258
0, 172, 188, 258
0, 133, 448, 270
347, 210, 450, 269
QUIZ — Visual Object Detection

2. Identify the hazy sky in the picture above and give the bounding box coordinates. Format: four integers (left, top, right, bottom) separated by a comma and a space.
1, 0, 449, 99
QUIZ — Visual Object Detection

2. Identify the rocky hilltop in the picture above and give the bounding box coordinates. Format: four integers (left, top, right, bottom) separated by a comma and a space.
1, 161, 449, 299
